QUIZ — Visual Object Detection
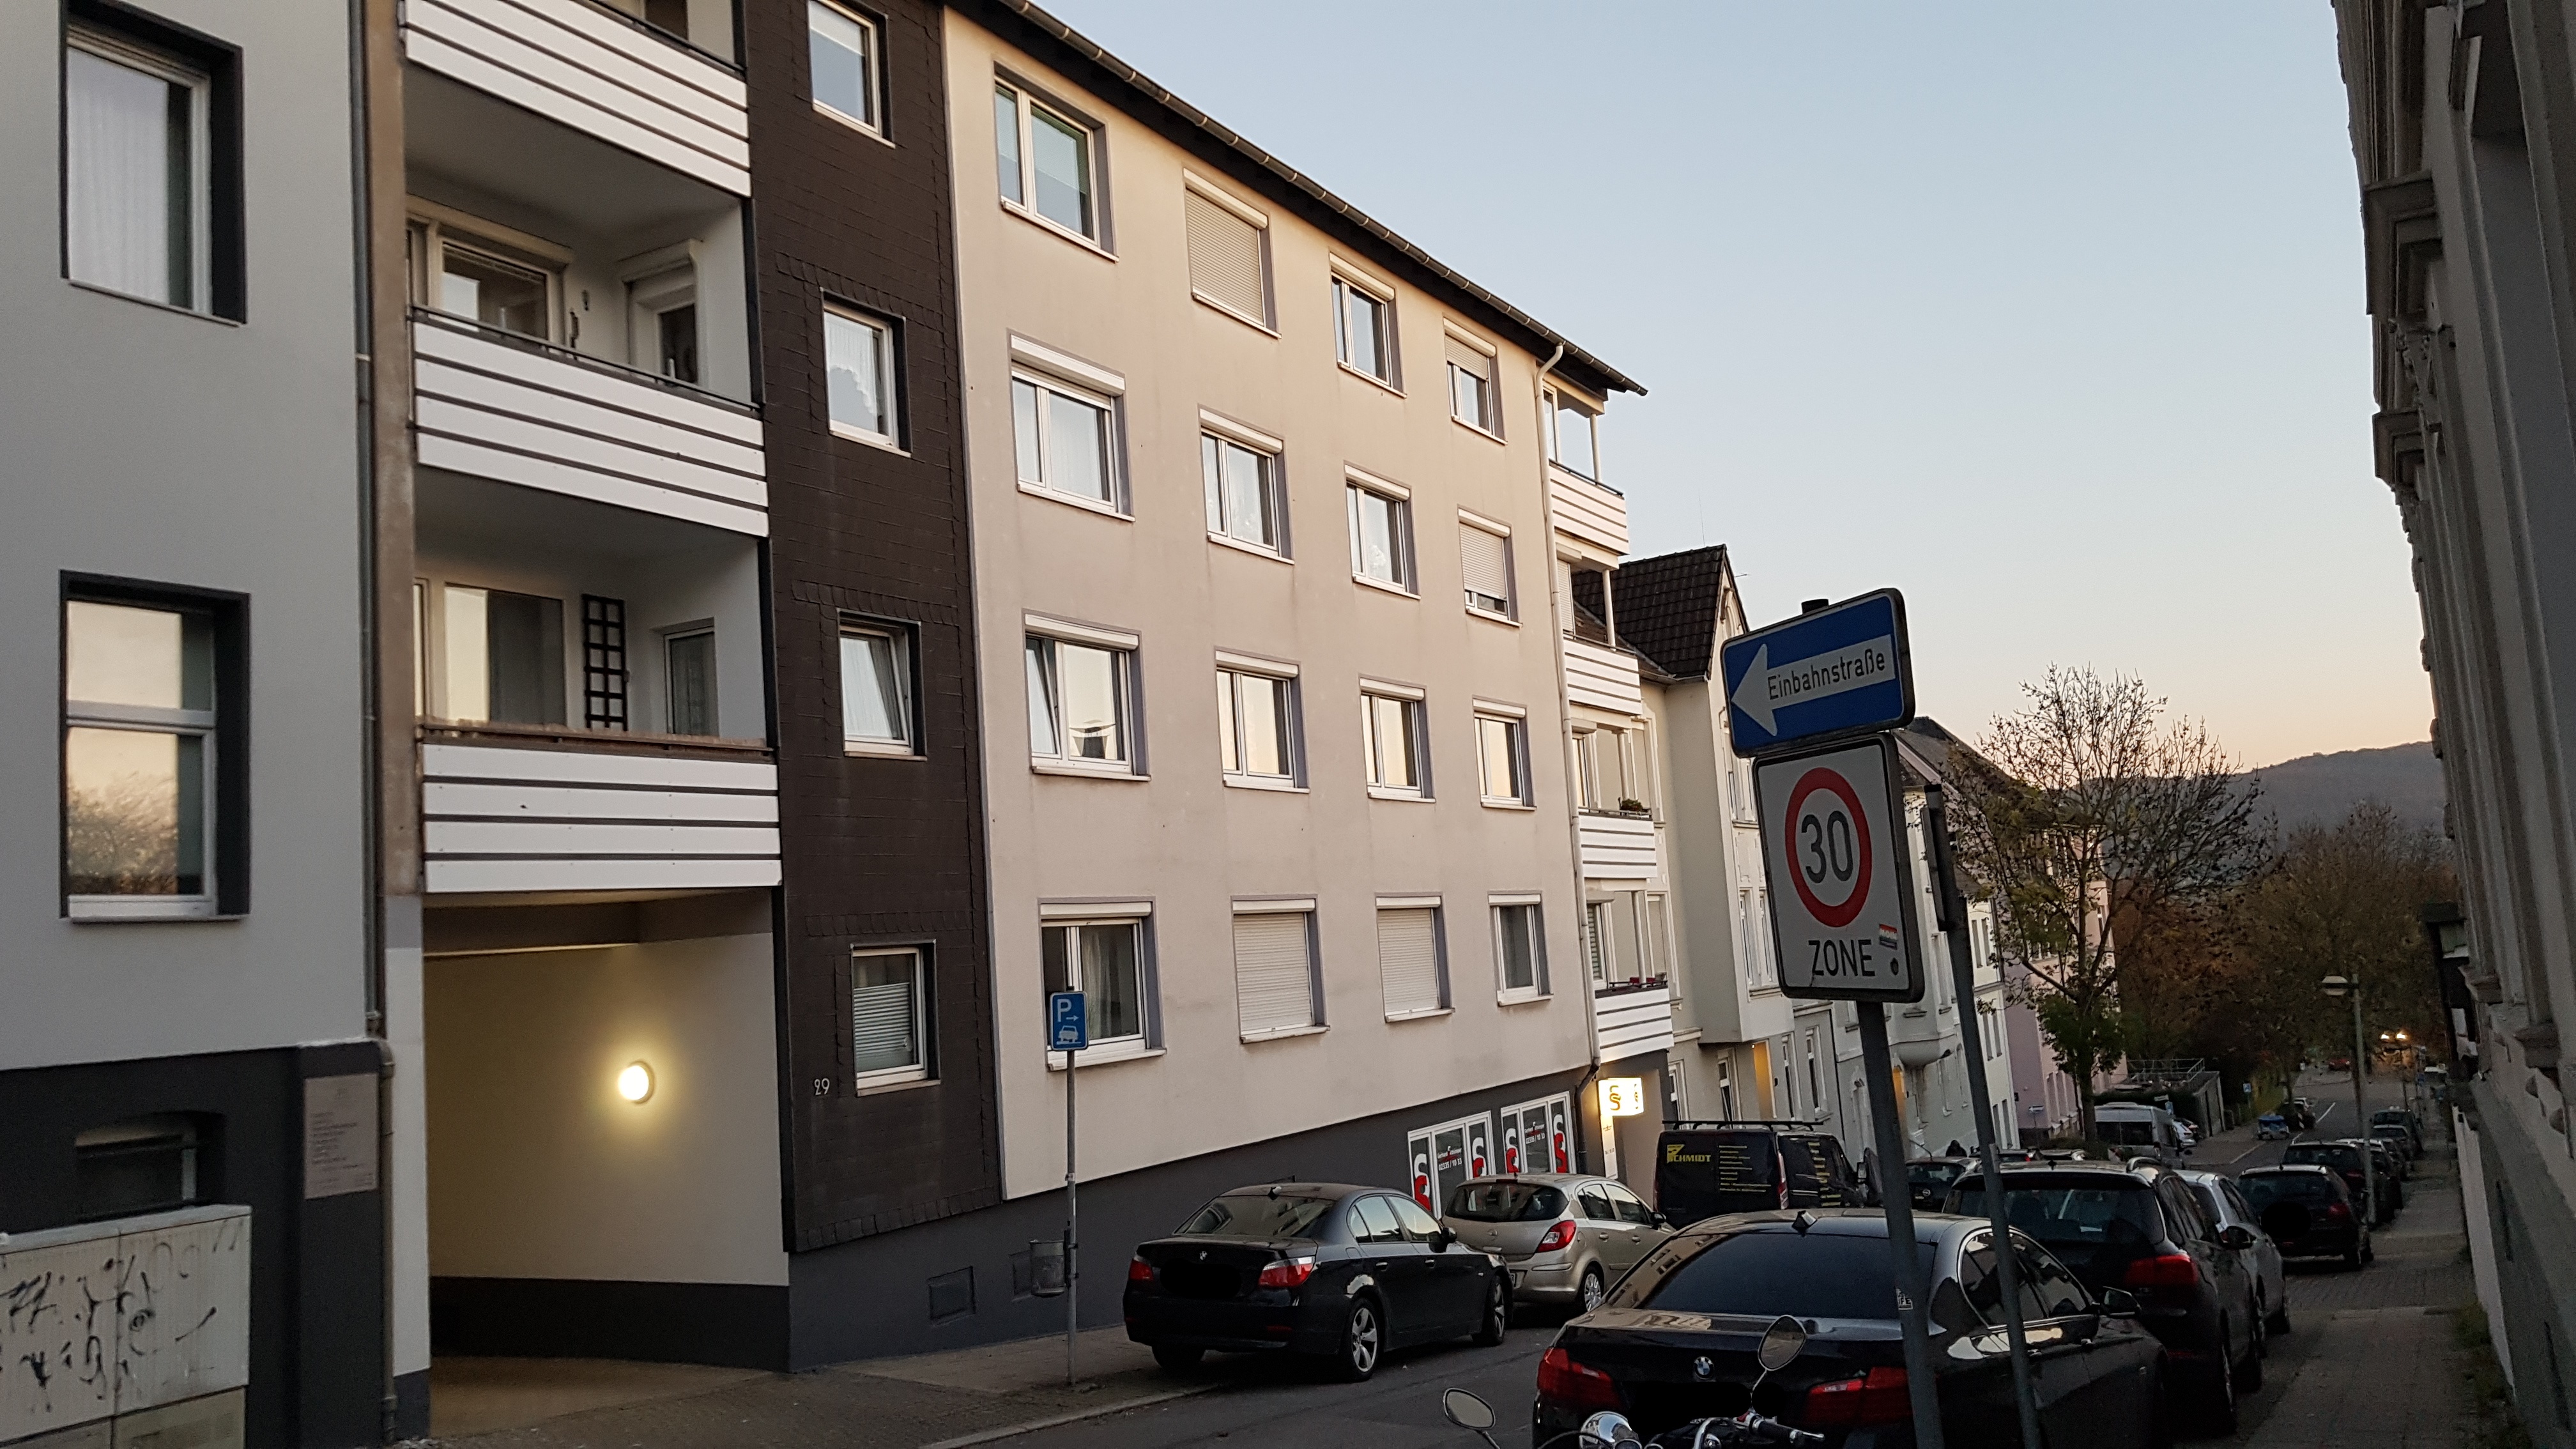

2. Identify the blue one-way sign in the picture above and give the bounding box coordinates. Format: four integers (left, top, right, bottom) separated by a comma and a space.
1048, 991, 1089, 1052
1721, 590, 1914, 756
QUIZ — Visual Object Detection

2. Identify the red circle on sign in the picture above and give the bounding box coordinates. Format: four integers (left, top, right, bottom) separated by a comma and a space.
1784, 767, 1873, 928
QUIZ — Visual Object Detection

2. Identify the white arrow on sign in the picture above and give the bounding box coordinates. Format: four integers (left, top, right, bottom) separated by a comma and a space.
1731, 635, 1901, 734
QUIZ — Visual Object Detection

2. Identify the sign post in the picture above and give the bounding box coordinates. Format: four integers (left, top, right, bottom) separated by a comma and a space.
1048, 990, 1088, 1387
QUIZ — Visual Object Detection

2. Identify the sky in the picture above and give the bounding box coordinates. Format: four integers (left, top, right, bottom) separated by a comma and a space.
1043, 0, 2432, 770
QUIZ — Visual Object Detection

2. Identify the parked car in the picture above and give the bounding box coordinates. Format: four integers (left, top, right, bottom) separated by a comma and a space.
1531, 1210, 2170, 1446
1655, 1122, 1864, 1225
2371, 1107, 2425, 1154
2174, 1119, 2202, 1150
2281, 1140, 2402, 1225
2369, 1124, 2417, 1177
2094, 1103, 2189, 1166
2236, 1164, 2372, 1269
1124, 1182, 1506, 1381
2180, 1169, 2288, 1335
1441, 1174, 1670, 1314
2256, 1114, 2290, 1142
1906, 1156, 1974, 1211
2365, 1139, 2409, 1202
1950, 1162, 2265, 1429
2284, 1098, 2317, 1131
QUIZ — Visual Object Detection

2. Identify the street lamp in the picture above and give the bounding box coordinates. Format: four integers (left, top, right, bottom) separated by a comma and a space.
2320, 976, 2377, 1221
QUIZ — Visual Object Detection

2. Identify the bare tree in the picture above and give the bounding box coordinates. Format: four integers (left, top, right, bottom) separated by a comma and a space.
1949, 668, 2266, 1142
2235, 802, 2454, 1064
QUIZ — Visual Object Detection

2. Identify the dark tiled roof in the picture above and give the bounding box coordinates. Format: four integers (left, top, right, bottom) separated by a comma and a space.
1613, 546, 1729, 680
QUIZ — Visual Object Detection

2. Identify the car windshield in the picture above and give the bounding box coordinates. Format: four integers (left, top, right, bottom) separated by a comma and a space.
1910, 1162, 1965, 1190
1952, 1178, 2161, 1248
2241, 1173, 2341, 1208
1176, 1193, 1337, 1239
2097, 1120, 2159, 1146
2283, 1144, 2360, 1170
1448, 1181, 1567, 1222
1630, 1230, 1935, 1321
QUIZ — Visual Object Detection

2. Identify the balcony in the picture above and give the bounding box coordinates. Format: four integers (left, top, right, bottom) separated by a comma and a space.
413, 311, 767, 534
1551, 471, 1628, 555
1578, 810, 1659, 881
1563, 636, 1644, 715
1593, 979, 1676, 1063
421, 723, 778, 895
402, 0, 749, 194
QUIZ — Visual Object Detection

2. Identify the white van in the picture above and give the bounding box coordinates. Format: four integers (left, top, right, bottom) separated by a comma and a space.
2094, 1103, 2187, 1166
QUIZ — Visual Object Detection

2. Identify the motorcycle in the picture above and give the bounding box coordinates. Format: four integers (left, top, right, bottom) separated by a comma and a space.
1443, 1315, 1827, 1449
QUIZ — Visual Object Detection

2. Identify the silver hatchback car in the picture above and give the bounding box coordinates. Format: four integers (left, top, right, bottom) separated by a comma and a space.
1439, 1174, 1673, 1313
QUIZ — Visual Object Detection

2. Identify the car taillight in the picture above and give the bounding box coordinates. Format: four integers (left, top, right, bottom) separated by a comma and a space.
1804, 1367, 1909, 1427
1535, 1219, 1578, 1252
1537, 1347, 1623, 1411
2123, 1253, 2202, 1290
2322, 1202, 2352, 1222
1128, 1257, 1154, 1283
1255, 1256, 1317, 1289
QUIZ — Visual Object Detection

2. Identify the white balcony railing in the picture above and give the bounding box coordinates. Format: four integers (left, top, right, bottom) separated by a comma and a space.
1593, 980, 1675, 1062
402, 0, 750, 194
1550, 471, 1627, 555
1578, 810, 1659, 881
1562, 636, 1644, 714
0, 1206, 250, 1443
422, 724, 780, 894
413, 312, 769, 535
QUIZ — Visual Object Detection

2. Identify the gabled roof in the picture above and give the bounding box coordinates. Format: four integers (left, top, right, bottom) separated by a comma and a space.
1611, 546, 1731, 680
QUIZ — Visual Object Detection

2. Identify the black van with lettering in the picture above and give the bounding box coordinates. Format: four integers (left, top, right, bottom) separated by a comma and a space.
1654, 1121, 1864, 1226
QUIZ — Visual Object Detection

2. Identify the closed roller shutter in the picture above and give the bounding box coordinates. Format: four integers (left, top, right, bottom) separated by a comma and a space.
852, 953, 920, 1075
1187, 190, 1267, 321
1445, 335, 1492, 380
1234, 910, 1316, 1034
1378, 908, 1443, 1016
1460, 524, 1511, 614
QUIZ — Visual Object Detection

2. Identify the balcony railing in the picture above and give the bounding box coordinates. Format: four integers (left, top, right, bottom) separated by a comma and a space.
420, 721, 778, 894
1591, 981, 1675, 1062
1550, 471, 1628, 555
402, 0, 750, 194
1577, 810, 1659, 881
411, 310, 768, 535
1561, 636, 1644, 715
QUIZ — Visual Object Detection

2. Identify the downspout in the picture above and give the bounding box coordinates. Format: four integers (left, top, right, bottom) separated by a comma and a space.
1533, 344, 1606, 1168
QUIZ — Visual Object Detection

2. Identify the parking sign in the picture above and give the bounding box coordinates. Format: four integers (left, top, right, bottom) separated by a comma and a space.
1048, 991, 1088, 1052
1754, 734, 1925, 1002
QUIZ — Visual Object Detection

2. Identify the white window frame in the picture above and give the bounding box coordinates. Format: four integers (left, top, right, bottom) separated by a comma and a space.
65, 26, 213, 313
995, 77, 1108, 249
1330, 265, 1399, 389
1443, 325, 1500, 437
1360, 679, 1430, 801
1232, 900, 1324, 1041
1346, 470, 1416, 595
62, 599, 220, 923
824, 302, 901, 448
1009, 338, 1127, 515
1200, 411, 1289, 557
848, 946, 930, 1091
1039, 907, 1157, 1062
1376, 895, 1449, 1021
808, 0, 885, 139
1547, 385, 1604, 480
1215, 650, 1302, 790
1458, 510, 1515, 622
1585, 899, 1614, 986
1490, 893, 1548, 1003
408, 203, 572, 344
1473, 701, 1530, 808
1024, 617, 1143, 778
1642, 893, 1673, 985
838, 620, 916, 756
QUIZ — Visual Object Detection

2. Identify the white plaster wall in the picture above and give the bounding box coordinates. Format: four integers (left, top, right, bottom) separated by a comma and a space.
424, 932, 787, 1285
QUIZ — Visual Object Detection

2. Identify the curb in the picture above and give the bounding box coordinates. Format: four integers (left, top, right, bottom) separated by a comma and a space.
917, 1382, 1226, 1449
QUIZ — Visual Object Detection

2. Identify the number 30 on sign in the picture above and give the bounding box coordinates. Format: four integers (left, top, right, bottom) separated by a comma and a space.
1752, 734, 1924, 1002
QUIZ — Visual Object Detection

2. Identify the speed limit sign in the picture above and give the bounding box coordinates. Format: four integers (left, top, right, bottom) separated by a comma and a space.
1753, 734, 1924, 1002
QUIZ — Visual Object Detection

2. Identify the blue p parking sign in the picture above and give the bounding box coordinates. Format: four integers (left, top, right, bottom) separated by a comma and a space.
1048, 991, 1088, 1052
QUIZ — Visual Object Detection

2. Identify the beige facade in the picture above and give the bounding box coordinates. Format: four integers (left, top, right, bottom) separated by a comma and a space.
944, 13, 1617, 1199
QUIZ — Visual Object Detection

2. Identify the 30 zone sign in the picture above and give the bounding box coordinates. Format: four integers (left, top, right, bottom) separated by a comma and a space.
1753, 735, 1924, 1002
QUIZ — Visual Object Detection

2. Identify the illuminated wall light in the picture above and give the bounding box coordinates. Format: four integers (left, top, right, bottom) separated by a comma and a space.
617, 1061, 655, 1104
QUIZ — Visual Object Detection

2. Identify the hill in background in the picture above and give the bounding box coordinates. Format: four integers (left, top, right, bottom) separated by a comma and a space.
2246, 740, 2445, 837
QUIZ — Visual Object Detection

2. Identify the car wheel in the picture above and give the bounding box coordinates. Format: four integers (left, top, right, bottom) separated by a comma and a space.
2362, 1234, 2376, 1264
2268, 1295, 2292, 1337
1473, 1276, 1508, 1347
2239, 1312, 2266, 1393
2202, 1325, 2240, 1434
1577, 1265, 1607, 1314
2147, 1358, 2177, 1449
1152, 1344, 1204, 1372
1333, 1297, 1383, 1383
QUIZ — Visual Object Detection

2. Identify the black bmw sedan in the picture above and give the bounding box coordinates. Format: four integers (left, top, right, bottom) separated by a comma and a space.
1123, 1183, 1508, 1381
1534, 1210, 2166, 1448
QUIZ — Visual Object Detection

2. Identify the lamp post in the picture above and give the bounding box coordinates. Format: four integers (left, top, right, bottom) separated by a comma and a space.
2320, 975, 2375, 1221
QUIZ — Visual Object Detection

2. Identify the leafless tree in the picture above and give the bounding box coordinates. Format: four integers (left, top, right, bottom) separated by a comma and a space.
2234, 802, 2453, 1065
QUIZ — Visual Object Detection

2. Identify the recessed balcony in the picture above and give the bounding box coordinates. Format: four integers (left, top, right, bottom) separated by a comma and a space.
1562, 636, 1644, 715
1592, 979, 1675, 1062
420, 727, 778, 896
1551, 471, 1627, 555
1577, 810, 1659, 881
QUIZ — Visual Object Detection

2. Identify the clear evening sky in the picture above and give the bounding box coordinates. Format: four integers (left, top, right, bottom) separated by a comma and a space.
1045, 0, 2429, 770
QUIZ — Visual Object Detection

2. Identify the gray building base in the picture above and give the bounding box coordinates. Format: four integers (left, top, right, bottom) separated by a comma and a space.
2470, 1079, 2576, 1448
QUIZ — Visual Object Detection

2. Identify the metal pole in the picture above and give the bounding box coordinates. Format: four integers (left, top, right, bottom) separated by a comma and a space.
1859, 1002, 1946, 1449
1066, 1045, 1079, 1387
1925, 786, 2041, 1449
2349, 992, 2375, 1224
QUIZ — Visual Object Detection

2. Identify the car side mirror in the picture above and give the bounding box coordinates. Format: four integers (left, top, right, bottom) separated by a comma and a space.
1430, 1227, 1455, 1252
2220, 1225, 2257, 1252
2100, 1287, 2139, 1317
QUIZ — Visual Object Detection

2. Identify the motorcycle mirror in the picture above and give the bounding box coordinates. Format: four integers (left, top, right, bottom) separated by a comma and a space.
1441, 1390, 1494, 1432
1577, 1410, 1641, 1449
1758, 1314, 1809, 1374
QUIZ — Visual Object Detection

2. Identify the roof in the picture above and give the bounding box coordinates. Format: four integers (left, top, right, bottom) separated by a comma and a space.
962, 0, 1642, 401
1611, 546, 1731, 680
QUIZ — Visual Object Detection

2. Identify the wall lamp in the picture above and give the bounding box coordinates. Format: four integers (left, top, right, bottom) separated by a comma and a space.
617, 1061, 655, 1104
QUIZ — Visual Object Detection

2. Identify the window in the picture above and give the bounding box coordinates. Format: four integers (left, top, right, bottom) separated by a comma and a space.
808, 2, 880, 134
1548, 388, 1601, 479
1202, 429, 1283, 551
75, 1116, 206, 1221
1026, 630, 1136, 772
581, 596, 627, 731
65, 20, 228, 314
1332, 272, 1394, 383
1013, 372, 1118, 507
438, 585, 565, 725
1234, 906, 1320, 1038
1184, 181, 1269, 323
840, 624, 915, 753
1347, 478, 1414, 591
825, 305, 898, 445
850, 948, 928, 1089
664, 628, 716, 737
1476, 711, 1528, 804
63, 590, 241, 920
1493, 900, 1545, 999
626, 259, 699, 385
995, 81, 1099, 241
437, 238, 550, 339
1378, 903, 1445, 1018
1446, 333, 1496, 432
1459, 518, 1513, 618
1585, 900, 1613, 986
1740, 886, 1777, 988
1644, 893, 1673, 981
1216, 663, 1297, 785
1042, 917, 1147, 1048
1360, 687, 1427, 797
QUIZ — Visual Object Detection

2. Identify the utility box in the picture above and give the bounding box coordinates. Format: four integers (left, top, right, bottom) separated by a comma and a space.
1027, 1238, 1066, 1298
0, 1205, 250, 1449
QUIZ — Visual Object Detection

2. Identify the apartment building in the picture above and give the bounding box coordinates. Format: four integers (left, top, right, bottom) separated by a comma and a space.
2334, 4, 2576, 1439
0, 1, 385, 1445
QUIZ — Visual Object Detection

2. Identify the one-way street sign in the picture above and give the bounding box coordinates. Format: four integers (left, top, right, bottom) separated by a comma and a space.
1722, 590, 1914, 756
